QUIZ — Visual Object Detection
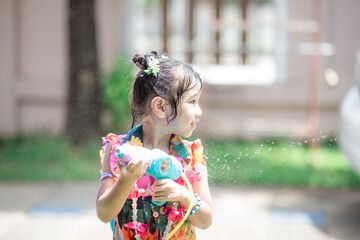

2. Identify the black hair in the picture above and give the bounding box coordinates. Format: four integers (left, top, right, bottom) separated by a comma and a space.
130, 51, 202, 127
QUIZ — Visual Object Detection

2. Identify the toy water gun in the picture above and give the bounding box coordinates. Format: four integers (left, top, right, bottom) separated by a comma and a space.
114, 143, 194, 239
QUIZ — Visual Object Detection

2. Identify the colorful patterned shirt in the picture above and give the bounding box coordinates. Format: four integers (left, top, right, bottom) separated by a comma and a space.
99, 124, 207, 240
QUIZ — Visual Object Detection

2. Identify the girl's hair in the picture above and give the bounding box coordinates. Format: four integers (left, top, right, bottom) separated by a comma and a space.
130, 51, 202, 127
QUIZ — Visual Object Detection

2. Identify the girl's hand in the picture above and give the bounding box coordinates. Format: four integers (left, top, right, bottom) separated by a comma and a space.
116, 154, 150, 182
151, 179, 192, 208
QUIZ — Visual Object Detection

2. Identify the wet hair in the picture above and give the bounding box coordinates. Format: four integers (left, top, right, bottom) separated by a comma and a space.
130, 51, 202, 127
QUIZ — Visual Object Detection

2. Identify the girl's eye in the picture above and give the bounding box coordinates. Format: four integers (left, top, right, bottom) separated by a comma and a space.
190, 100, 196, 104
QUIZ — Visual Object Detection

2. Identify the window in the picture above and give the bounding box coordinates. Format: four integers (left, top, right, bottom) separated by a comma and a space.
130, 0, 289, 85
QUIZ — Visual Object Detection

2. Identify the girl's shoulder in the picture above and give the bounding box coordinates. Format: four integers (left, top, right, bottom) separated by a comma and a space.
101, 132, 127, 146
170, 135, 207, 167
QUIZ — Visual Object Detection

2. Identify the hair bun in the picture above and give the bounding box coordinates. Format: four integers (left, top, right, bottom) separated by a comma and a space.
132, 54, 148, 70
133, 51, 162, 70
149, 51, 159, 58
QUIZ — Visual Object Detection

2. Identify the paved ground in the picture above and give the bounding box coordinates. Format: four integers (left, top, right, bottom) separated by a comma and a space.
0, 182, 360, 240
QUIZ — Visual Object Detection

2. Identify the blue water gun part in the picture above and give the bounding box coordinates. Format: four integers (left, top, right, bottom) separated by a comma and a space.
114, 144, 183, 206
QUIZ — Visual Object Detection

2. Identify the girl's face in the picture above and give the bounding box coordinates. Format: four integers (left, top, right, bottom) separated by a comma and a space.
168, 82, 202, 138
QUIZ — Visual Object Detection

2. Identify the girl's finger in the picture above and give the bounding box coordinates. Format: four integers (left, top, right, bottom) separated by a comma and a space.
152, 191, 167, 199
141, 159, 149, 172
131, 158, 148, 173
152, 179, 168, 186
152, 196, 167, 201
151, 186, 165, 195
125, 159, 137, 171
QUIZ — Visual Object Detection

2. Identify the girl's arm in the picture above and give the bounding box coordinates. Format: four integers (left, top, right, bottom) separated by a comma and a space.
96, 142, 149, 223
151, 164, 213, 229
185, 165, 213, 229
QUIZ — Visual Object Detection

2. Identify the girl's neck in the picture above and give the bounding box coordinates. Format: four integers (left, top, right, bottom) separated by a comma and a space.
142, 117, 172, 154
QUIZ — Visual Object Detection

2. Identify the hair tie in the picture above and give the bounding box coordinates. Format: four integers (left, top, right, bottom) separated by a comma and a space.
100, 171, 114, 182
144, 57, 160, 77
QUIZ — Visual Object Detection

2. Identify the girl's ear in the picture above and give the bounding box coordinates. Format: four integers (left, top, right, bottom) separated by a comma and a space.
151, 96, 167, 119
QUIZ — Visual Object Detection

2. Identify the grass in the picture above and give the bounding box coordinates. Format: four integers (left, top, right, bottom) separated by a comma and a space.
204, 138, 360, 189
0, 137, 100, 182
1, 136, 360, 189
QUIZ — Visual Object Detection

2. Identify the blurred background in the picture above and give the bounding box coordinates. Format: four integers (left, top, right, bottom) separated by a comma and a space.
1, 0, 360, 239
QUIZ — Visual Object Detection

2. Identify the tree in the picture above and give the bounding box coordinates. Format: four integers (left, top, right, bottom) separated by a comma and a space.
67, 0, 100, 144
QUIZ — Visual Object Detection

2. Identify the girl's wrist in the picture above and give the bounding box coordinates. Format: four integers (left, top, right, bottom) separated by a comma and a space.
179, 187, 194, 208
100, 171, 114, 181
189, 193, 202, 216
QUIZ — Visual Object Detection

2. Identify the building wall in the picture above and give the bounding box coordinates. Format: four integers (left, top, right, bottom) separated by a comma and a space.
0, 0, 120, 136
196, 0, 360, 139
0, 0, 359, 139
0, 0, 17, 136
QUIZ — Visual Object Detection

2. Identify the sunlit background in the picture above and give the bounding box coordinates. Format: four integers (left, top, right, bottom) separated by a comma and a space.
1, 0, 360, 239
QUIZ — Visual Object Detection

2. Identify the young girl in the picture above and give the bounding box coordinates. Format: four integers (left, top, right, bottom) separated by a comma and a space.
96, 51, 213, 240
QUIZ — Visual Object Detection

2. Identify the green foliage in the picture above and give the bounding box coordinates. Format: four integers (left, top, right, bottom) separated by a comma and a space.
102, 57, 134, 132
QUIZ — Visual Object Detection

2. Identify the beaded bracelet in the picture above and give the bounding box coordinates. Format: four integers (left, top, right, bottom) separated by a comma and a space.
100, 171, 114, 181
190, 193, 202, 216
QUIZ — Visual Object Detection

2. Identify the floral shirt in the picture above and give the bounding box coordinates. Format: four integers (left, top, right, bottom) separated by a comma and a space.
99, 124, 207, 240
